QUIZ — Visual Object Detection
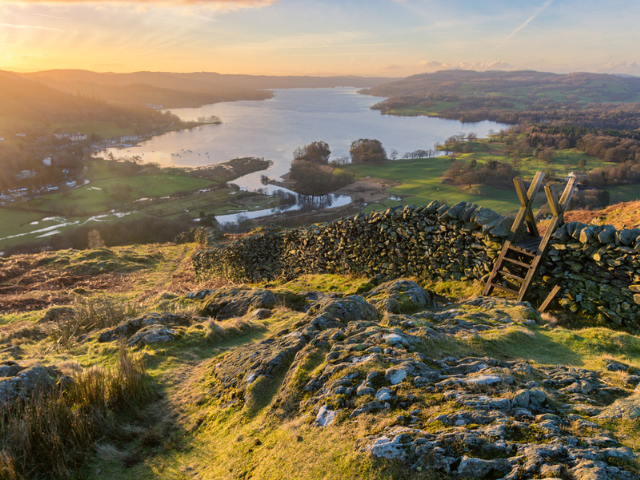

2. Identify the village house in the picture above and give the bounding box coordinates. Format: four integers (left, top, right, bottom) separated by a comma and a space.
15, 170, 37, 180
54, 133, 88, 142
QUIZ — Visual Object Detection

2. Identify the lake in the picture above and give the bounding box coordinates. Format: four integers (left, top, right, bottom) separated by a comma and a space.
101, 87, 506, 193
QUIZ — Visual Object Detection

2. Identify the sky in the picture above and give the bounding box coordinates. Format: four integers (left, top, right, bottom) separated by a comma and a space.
1, 0, 639, 77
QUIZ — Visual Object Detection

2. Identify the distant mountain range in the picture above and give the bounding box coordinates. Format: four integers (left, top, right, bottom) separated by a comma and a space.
362, 69, 640, 103
4, 69, 393, 109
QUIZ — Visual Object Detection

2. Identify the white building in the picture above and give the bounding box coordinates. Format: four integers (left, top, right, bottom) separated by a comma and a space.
54, 133, 87, 142
42, 157, 52, 166
16, 170, 36, 180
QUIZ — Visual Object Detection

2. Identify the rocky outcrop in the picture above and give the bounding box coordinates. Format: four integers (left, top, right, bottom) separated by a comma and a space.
194, 201, 640, 331
198, 288, 277, 320
98, 312, 193, 345
364, 279, 435, 314
206, 288, 639, 479
0, 363, 65, 407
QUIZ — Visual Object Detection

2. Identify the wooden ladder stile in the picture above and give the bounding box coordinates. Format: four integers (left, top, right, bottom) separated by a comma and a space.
483, 172, 577, 306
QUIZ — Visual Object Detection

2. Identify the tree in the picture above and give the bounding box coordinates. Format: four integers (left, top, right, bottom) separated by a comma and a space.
390, 149, 398, 160
293, 141, 331, 165
349, 139, 387, 164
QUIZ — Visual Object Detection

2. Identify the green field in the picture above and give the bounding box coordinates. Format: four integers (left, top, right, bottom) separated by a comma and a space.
346, 157, 525, 214
27, 174, 211, 217
0, 209, 52, 244
0, 159, 278, 248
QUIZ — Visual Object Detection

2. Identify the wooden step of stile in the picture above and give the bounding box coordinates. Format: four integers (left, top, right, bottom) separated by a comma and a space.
498, 270, 525, 282
502, 257, 533, 269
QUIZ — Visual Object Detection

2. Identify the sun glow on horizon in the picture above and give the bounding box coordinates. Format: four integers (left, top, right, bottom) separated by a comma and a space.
1, 0, 639, 77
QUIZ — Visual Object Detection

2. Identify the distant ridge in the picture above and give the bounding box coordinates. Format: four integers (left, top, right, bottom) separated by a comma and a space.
363, 69, 640, 102
7, 69, 393, 108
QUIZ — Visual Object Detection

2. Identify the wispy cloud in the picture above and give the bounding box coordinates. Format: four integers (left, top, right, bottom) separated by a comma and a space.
0, 0, 277, 6
0, 22, 65, 31
496, 0, 555, 49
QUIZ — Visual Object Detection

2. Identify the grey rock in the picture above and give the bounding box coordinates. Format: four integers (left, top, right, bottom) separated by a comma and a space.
357, 383, 376, 396
606, 362, 628, 372
375, 388, 395, 402
529, 388, 546, 405
304, 295, 380, 329
0, 365, 60, 407
512, 389, 530, 408
315, 405, 339, 427
385, 368, 408, 385
365, 280, 434, 314
456, 455, 511, 478
200, 288, 277, 319
383, 334, 406, 346
472, 207, 501, 226
364, 435, 407, 460
0, 362, 24, 377
489, 217, 514, 238
595, 396, 640, 420
618, 228, 640, 246
464, 374, 504, 386
128, 325, 177, 346
597, 225, 616, 244
98, 312, 191, 343
350, 401, 383, 418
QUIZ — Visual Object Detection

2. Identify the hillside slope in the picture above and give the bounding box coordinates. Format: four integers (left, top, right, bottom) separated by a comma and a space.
1, 244, 640, 479
565, 200, 640, 230
15, 69, 393, 108
0, 71, 181, 134
365, 70, 640, 103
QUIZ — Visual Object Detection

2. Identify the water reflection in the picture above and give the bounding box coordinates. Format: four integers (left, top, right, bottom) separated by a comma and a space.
216, 189, 350, 224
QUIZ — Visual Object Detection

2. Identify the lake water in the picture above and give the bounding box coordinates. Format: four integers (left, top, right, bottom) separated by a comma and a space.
101, 87, 505, 192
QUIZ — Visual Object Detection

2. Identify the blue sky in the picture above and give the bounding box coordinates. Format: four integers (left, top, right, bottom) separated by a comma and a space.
1, 0, 639, 76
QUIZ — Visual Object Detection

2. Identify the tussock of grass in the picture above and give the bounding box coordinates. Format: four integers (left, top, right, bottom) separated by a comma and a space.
204, 318, 264, 344
49, 296, 142, 349
0, 347, 153, 480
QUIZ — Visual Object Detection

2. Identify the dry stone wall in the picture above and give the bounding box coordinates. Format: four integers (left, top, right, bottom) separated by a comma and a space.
192, 200, 640, 331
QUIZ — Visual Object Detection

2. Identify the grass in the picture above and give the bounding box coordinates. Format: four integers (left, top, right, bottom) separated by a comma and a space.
346, 157, 524, 214
0, 209, 51, 241
50, 295, 143, 349
0, 158, 280, 248
3, 247, 640, 480
264, 273, 374, 295
25, 172, 212, 217
0, 346, 153, 480
347, 139, 640, 215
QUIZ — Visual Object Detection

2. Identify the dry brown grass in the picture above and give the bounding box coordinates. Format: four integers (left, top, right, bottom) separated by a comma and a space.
0, 346, 153, 480
48, 296, 142, 349
204, 318, 264, 344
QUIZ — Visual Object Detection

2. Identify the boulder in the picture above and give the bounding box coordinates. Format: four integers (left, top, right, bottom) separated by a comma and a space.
595, 395, 640, 420
98, 313, 191, 343
365, 280, 434, 314
303, 295, 380, 329
128, 325, 177, 347
315, 406, 339, 427
0, 365, 61, 407
200, 288, 277, 319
